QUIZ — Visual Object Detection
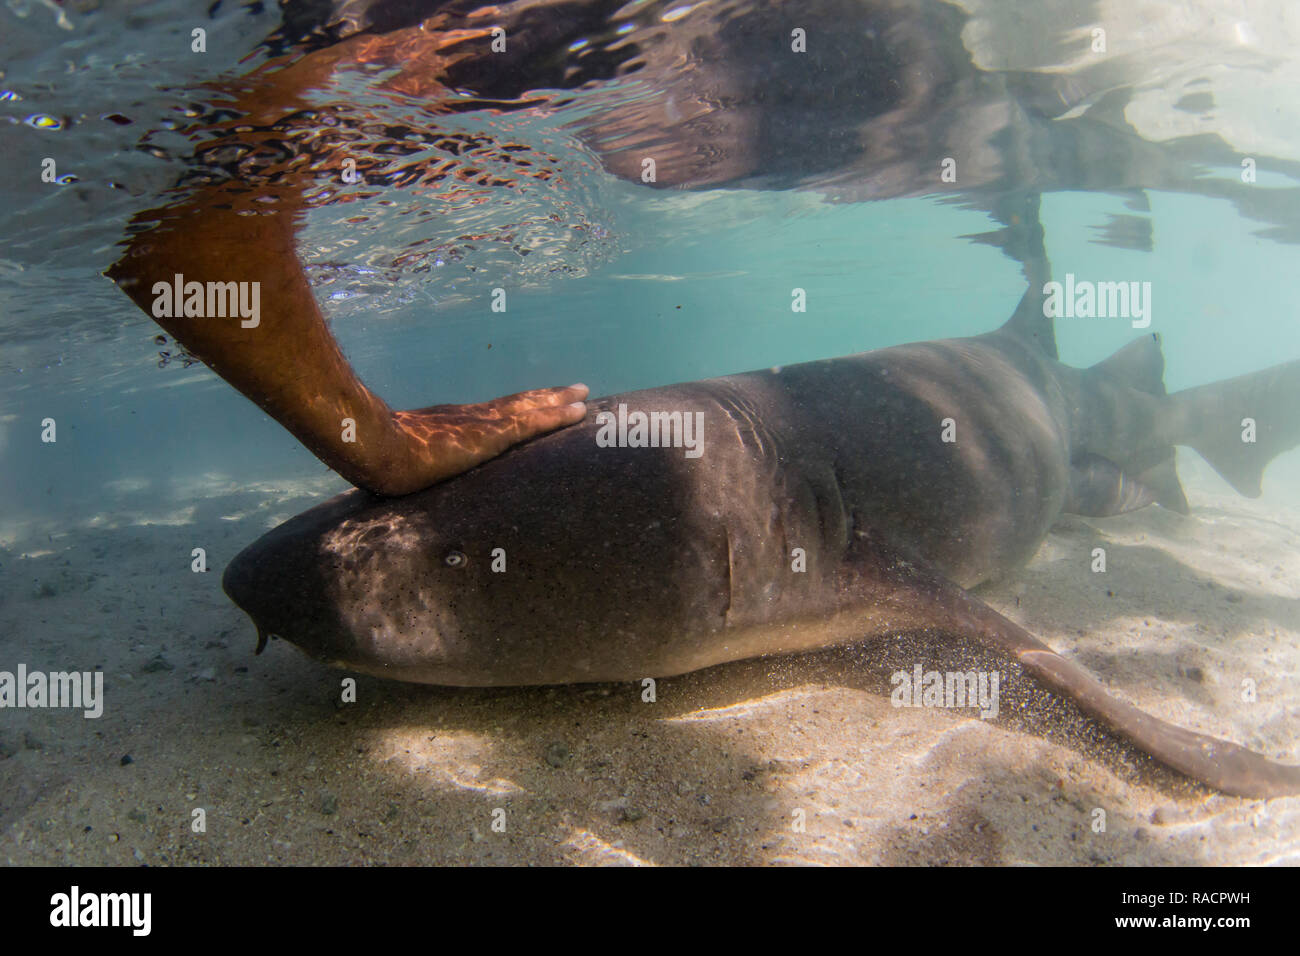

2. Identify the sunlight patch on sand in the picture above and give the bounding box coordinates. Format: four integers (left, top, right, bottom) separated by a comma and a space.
663, 687, 824, 723
561, 827, 653, 866
378, 728, 524, 796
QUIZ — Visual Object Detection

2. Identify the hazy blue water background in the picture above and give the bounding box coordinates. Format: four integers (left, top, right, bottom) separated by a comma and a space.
1, 0, 1299, 529
4, 183, 1299, 536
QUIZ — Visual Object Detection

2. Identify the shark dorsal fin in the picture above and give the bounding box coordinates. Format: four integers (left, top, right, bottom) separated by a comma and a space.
1090, 333, 1167, 396
998, 282, 1059, 360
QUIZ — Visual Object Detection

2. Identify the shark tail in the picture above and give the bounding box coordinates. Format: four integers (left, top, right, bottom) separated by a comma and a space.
1168, 359, 1300, 497
1079, 338, 1300, 511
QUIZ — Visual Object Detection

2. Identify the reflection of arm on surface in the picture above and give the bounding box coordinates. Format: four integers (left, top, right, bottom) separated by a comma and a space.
107, 27, 586, 497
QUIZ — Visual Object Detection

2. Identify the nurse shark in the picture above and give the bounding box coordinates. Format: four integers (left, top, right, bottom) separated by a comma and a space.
224, 282, 1300, 798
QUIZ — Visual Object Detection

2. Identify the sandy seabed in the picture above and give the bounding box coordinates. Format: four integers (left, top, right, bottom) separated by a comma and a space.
1, 451, 1297, 867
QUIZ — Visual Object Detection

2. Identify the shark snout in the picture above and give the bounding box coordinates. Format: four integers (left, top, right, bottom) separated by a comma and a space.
222, 540, 284, 653
222, 527, 339, 659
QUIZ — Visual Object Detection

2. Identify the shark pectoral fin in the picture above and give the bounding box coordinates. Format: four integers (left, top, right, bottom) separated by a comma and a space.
851, 531, 1300, 797
933, 582, 1300, 798
1064, 453, 1189, 516
1069, 335, 1189, 516
1066, 454, 1154, 516
1133, 455, 1190, 514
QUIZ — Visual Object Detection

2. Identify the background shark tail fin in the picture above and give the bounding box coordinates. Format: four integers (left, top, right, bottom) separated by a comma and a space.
1170, 359, 1300, 497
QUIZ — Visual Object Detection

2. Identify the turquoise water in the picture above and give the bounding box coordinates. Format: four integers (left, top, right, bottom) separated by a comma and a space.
5, 184, 1298, 527
4, 0, 1300, 522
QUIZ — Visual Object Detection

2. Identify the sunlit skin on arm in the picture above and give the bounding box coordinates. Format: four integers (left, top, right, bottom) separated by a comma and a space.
106, 26, 588, 497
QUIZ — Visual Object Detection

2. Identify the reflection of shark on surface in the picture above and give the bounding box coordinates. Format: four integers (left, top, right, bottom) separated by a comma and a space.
224, 277, 1300, 799
110, 0, 1300, 501
259, 0, 1300, 247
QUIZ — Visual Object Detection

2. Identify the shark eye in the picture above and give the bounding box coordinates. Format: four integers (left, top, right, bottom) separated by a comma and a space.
444, 550, 467, 568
